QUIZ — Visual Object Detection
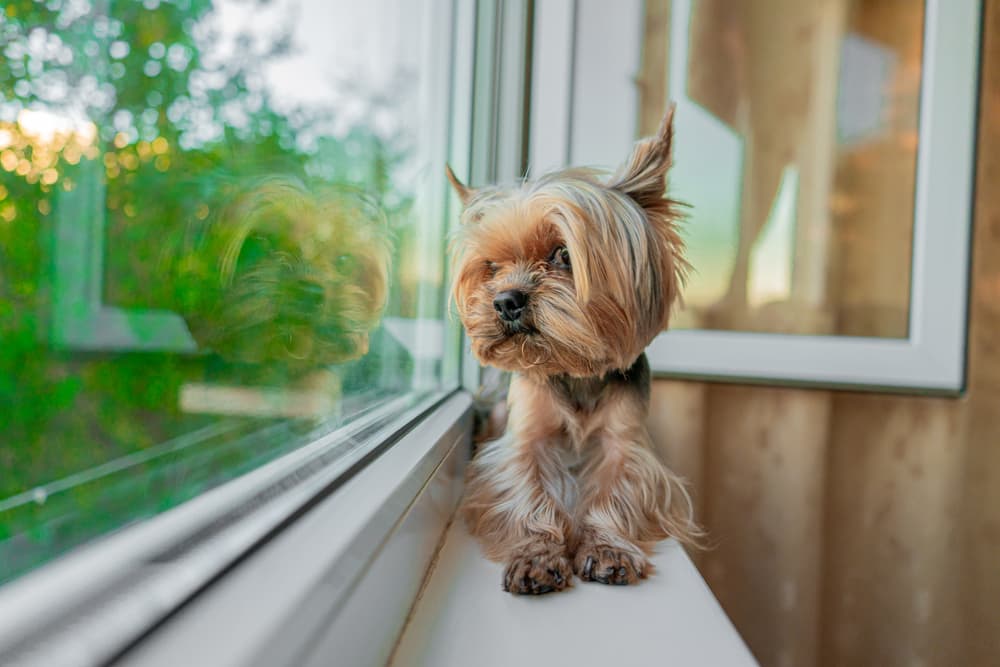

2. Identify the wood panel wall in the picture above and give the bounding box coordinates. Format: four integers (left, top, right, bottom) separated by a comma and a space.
642, 1, 1000, 665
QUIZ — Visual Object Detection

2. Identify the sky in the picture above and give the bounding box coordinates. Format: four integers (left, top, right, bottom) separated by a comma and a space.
209, 0, 428, 137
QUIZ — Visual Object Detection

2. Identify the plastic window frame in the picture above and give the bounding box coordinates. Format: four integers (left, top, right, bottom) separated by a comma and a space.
529, 0, 982, 394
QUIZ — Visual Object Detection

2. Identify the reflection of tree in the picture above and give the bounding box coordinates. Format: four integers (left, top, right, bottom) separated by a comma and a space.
0, 0, 418, 572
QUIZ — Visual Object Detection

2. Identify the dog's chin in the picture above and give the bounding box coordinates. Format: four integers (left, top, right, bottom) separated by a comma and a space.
470, 329, 538, 372
271, 323, 371, 366
201, 313, 371, 368
470, 327, 615, 378
276, 329, 369, 366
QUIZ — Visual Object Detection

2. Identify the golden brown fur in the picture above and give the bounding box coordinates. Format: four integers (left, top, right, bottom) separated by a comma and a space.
449, 106, 702, 595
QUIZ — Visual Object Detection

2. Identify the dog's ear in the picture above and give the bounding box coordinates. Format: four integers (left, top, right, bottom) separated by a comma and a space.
445, 164, 474, 205
609, 103, 675, 209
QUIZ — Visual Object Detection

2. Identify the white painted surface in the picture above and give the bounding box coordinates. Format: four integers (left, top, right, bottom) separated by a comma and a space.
527, 0, 574, 176
568, 0, 643, 168
391, 521, 758, 667
298, 411, 469, 667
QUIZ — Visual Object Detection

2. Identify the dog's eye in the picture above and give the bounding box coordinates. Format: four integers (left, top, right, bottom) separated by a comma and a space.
550, 246, 571, 270
335, 254, 356, 274
485, 261, 498, 276
237, 235, 273, 270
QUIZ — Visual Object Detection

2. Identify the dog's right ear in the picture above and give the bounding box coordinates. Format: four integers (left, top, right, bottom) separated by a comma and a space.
609, 103, 675, 211
445, 164, 474, 206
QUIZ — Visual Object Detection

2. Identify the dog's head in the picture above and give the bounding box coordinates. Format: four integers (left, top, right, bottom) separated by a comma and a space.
448, 107, 686, 378
175, 176, 391, 368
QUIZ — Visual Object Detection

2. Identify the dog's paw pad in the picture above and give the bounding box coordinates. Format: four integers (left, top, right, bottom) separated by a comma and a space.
573, 544, 649, 585
502, 548, 573, 595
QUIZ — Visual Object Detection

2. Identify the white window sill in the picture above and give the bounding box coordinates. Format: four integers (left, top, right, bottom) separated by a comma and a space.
391, 521, 759, 667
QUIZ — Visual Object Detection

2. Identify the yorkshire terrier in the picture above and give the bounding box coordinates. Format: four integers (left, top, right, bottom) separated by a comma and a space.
448, 106, 701, 595
172, 176, 391, 414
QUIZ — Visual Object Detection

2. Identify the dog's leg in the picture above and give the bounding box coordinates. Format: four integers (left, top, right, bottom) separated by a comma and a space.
573, 392, 698, 585
461, 378, 576, 595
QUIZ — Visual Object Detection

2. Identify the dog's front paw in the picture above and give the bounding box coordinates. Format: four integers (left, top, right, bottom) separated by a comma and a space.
502, 543, 573, 595
573, 542, 650, 585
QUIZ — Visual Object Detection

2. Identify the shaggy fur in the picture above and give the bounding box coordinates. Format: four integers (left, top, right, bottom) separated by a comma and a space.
449, 106, 702, 595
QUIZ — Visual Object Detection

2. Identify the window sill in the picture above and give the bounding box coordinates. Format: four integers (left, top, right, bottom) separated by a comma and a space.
390, 522, 758, 667
117, 392, 471, 667
0, 392, 470, 667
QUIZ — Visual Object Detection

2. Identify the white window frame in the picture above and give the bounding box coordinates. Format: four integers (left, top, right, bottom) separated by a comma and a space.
530, 0, 981, 394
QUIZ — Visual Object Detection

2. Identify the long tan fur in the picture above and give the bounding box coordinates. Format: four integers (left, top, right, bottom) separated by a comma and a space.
450, 105, 702, 595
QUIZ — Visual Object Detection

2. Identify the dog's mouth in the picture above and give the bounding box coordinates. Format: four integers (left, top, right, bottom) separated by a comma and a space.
277, 329, 316, 361
266, 329, 367, 364
203, 314, 369, 366
469, 319, 539, 354
501, 320, 537, 336
473, 325, 556, 373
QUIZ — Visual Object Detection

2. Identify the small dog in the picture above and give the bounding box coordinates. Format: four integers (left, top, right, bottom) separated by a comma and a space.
174, 175, 391, 368
448, 106, 701, 594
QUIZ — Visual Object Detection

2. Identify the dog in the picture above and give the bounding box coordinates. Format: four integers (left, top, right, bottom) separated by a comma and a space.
171, 176, 392, 403
447, 105, 701, 595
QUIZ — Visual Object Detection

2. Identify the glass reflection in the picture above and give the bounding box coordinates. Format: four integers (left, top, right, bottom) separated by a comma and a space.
648, 0, 923, 337
0, 0, 449, 582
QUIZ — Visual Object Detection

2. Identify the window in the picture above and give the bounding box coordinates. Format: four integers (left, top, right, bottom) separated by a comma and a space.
530, 0, 981, 392
0, 0, 465, 584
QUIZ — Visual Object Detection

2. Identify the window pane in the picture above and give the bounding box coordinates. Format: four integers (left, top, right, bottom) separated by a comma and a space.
641, 0, 923, 337
0, 0, 458, 583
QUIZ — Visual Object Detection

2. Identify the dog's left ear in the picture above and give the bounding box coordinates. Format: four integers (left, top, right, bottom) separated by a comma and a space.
609, 103, 675, 209
445, 164, 475, 206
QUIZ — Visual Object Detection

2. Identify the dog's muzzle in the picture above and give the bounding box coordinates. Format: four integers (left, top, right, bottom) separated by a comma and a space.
493, 289, 528, 323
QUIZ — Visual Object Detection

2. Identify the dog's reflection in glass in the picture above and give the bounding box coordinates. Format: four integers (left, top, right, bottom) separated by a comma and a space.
173, 176, 392, 417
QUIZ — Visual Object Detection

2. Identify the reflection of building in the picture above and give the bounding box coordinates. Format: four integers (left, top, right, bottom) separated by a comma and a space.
383, 317, 445, 391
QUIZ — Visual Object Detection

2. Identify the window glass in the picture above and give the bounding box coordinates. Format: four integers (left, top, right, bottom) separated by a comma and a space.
641, 0, 924, 337
0, 0, 457, 583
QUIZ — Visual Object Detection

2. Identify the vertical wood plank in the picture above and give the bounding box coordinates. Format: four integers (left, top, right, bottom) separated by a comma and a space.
701, 385, 831, 667
820, 396, 966, 667
647, 381, 707, 518
958, 0, 1000, 662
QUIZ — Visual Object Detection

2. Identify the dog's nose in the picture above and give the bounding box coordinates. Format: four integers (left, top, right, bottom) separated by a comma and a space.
288, 278, 325, 312
493, 289, 528, 322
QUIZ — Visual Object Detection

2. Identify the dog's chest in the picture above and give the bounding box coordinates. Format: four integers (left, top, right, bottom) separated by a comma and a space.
550, 375, 607, 414
546, 355, 650, 451
548, 376, 615, 453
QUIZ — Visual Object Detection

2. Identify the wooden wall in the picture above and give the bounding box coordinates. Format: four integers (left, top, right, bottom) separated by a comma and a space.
643, 1, 1000, 665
